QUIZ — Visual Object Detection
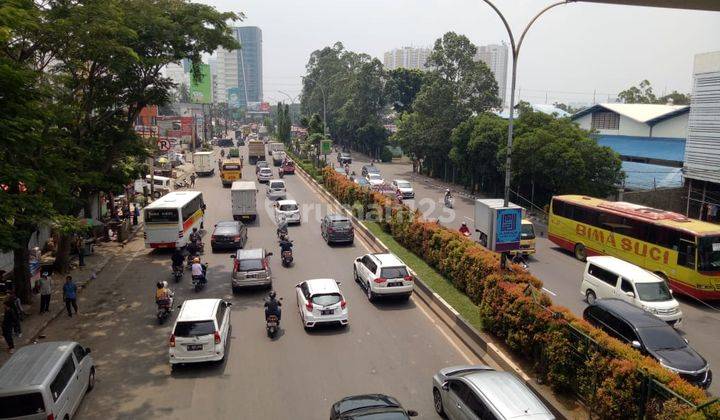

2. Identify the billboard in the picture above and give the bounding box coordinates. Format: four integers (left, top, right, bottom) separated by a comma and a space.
190, 64, 211, 104
227, 87, 242, 108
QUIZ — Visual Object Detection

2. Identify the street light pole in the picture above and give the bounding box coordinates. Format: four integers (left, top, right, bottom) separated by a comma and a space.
479, 0, 573, 207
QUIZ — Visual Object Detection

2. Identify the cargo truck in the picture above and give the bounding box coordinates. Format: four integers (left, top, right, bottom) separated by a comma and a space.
247, 140, 265, 164
474, 199, 536, 255
231, 181, 257, 221
192, 151, 214, 176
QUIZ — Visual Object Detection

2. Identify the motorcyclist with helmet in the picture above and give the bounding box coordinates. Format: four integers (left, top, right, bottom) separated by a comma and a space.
171, 247, 185, 272
264, 291, 282, 323
459, 222, 471, 237
191, 257, 207, 284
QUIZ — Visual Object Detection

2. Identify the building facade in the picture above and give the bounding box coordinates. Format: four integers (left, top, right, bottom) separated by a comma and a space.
214, 26, 263, 107
383, 47, 431, 71
474, 44, 509, 106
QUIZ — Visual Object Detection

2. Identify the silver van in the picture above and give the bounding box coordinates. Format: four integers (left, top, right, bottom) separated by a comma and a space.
230, 248, 273, 292
0, 341, 95, 420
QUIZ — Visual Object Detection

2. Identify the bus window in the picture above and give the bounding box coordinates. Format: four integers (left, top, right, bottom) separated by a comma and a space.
677, 238, 696, 269
698, 236, 720, 271
146, 209, 178, 223
551, 199, 565, 217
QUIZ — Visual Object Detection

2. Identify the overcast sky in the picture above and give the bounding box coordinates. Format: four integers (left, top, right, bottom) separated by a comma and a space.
200, 0, 720, 106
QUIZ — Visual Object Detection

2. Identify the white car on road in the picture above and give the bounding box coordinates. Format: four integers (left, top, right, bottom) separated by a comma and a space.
366, 173, 385, 186
169, 299, 232, 369
257, 167, 273, 183
392, 179, 414, 199
353, 253, 414, 301
266, 179, 287, 200
275, 199, 301, 224
296, 278, 349, 329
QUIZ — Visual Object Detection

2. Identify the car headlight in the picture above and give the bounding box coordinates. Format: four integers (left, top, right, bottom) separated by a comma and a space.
642, 305, 658, 314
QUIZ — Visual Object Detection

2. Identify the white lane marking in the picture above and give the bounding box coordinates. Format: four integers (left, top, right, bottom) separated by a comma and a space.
414, 297, 476, 364
463, 216, 473, 222
542, 287, 557, 296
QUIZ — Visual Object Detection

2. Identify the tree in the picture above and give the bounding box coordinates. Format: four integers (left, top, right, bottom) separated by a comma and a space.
449, 113, 507, 194
659, 91, 690, 105
618, 80, 657, 104
264, 116, 275, 136
385, 68, 425, 114
553, 102, 585, 114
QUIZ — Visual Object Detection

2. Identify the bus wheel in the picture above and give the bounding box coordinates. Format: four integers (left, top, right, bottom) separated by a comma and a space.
574, 244, 587, 262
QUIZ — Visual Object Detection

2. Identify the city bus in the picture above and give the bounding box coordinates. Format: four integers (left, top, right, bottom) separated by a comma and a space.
548, 195, 720, 300
220, 158, 243, 187
143, 191, 204, 249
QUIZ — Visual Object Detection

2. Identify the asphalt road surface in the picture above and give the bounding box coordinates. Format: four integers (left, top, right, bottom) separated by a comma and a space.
36, 145, 486, 419
341, 151, 720, 396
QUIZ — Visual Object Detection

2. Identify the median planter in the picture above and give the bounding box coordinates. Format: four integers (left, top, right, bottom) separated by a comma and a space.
320, 166, 718, 420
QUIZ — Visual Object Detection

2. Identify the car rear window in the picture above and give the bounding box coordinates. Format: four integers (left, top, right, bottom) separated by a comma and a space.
331, 220, 351, 228
396, 182, 411, 188
353, 412, 407, 420
270, 182, 285, 189
311, 293, 342, 307
279, 204, 298, 211
381, 267, 408, 279
0, 393, 46, 417
238, 258, 264, 271
174, 320, 215, 337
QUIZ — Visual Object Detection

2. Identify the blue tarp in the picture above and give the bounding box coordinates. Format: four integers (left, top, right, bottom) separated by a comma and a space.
597, 135, 685, 161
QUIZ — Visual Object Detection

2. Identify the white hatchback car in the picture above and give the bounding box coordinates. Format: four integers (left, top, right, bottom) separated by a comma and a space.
266, 179, 287, 200
353, 253, 414, 301
169, 299, 232, 368
257, 167, 273, 183
366, 173, 384, 186
296, 278, 349, 329
275, 199, 301, 224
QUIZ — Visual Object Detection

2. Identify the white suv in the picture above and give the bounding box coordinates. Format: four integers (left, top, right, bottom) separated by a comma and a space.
296, 278, 349, 329
353, 253, 414, 301
266, 179, 287, 200
169, 299, 232, 369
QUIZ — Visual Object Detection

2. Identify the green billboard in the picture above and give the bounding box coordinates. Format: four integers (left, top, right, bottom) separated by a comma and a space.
190, 63, 211, 104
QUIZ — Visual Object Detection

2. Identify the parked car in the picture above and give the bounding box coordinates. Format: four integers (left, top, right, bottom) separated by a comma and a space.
296, 278, 349, 329
169, 299, 232, 369
0, 341, 95, 420
330, 394, 417, 419
581, 256, 682, 326
337, 152, 352, 164
366, 173, 384, 186
230, 248, 273, 292
583, 299, 712, 389
266, 179, 287, 200
361, 165, 380, 178
391, 179, 415, 199
432, 365, 554, 420
321, 214, 354, 244
275, 199, 301, 224
353, 253, 414, 301
257, 167, 273, 183
255, 160, 270, 174
210, 221, 247, 252
280, 159, 295, 174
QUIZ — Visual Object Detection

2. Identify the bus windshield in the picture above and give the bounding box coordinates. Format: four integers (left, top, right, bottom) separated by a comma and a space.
698, 236, 720, 271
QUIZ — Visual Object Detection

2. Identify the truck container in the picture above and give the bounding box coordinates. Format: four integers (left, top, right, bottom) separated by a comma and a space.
267, 142, 285, 154
231, 181, 257, 221
247, 140, 265, 164
192, 151, 214, 176
272, 150, 286, 166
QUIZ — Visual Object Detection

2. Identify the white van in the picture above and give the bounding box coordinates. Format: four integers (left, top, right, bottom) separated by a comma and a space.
231, 181, 257, 221
193, 151, 215, 176
134, 175, 172, 198
169, 299, 232, 369
581, 256, 682, 325
0, 341, 95, 420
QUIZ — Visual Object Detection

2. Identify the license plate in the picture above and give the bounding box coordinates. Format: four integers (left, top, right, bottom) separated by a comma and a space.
267, 322, 277, 327
321, 309, 334, 315
388, 282, 403, 287
186, 344, 203, 351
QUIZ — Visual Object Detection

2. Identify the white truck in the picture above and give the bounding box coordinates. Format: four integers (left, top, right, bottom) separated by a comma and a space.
231, 181, 258, 221
193, 151, 215, 176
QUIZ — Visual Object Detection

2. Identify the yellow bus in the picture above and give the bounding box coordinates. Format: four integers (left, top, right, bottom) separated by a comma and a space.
548, 195, 720, 300
220, 158, 242, 187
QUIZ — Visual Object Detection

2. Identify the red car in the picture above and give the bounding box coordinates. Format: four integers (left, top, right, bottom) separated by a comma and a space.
281, 160, 295, 174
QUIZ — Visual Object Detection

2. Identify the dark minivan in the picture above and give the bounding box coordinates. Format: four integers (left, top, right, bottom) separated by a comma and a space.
321, 214, 354, 244
584, 299, 712, 389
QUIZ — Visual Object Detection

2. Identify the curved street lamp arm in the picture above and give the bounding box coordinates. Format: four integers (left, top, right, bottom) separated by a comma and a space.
479, 0, 517, 55
517, 0, 574, 54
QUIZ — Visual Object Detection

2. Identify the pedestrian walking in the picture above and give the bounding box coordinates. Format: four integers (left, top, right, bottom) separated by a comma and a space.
39, 273, 52, 314
2, 301, 18, 354
75, 235, 85, 267
132, 204, 140, 226
63, 276, 78, 317
190, 173, 196, 187
5, 290, 24, 337
200, 203, 207, 229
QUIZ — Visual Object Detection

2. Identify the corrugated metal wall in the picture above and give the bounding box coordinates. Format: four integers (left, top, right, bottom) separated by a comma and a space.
684, 68, 720, 183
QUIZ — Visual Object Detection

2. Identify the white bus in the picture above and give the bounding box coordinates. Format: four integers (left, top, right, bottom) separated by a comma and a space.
143, 191, 204, 249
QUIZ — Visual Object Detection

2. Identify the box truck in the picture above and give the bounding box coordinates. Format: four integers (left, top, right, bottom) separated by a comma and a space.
247, 140, 265, 164
193, 151, 215, 176
231, 181, 258, 221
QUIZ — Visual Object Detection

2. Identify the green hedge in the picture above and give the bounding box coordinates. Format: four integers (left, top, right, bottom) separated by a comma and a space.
321, 167, 718, 420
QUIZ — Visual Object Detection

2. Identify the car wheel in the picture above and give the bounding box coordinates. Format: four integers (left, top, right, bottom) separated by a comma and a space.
574, 243, 587, 262
87, 367, 96, 392
586, 290, 597, 305
211, 247, 217, 253
232, 287, 238, 294
366, 283, 375, 302
433, 388, 445, 417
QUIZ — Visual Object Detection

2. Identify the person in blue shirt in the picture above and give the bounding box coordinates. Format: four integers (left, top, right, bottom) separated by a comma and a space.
63, 276, 78, 317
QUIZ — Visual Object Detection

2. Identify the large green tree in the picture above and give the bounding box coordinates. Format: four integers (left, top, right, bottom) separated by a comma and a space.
618, 80, 690, 105
385, 68, 425, 114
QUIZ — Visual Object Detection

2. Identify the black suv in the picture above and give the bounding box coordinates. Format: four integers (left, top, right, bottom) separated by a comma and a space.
321, 214, 354, 244
584, 299, 712, 389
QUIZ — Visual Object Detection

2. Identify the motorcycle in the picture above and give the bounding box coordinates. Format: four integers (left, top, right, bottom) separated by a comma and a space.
266, 314, 279, 338
191, 264, 208, 292
172, 265, 184, 283
511, 254, 529, 271
444, 195, 454, 209
276, 226, 288, 240
281, 249, 293, 267
156, 297, 173, 324
279, 168, 284, 178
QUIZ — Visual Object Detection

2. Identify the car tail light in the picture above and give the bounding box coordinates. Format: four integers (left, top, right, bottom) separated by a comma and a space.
404, 275, 414, 282
340, 299, 347, 309
233, 235, 242, 241
214, 331, 221, 345
211, 235, 217, 241
305, 301, 313, 312
47, 414, 54, 420
169, 334, 176, 347
374, 277, 387, 284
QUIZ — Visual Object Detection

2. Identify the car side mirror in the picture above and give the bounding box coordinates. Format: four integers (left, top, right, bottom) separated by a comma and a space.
441, 382, 449, 391
230, 255, 236, 259
85, 347, 92, 354
625, 291, 635, 298
406, 410, 418, 417
631, 340, 642, 349
336, 281, 342, 286
684, 338, 689, 344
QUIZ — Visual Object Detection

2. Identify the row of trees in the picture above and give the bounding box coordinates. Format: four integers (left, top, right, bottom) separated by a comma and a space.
275, 102, 292, 143
0, 0, 240, 301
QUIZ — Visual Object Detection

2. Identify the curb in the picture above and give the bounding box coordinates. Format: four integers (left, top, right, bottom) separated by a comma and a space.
26, 223, 144, 344
295, 165, 581, 420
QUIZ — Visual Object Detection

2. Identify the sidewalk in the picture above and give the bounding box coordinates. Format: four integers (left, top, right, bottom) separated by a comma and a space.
0, 222, 143, 363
